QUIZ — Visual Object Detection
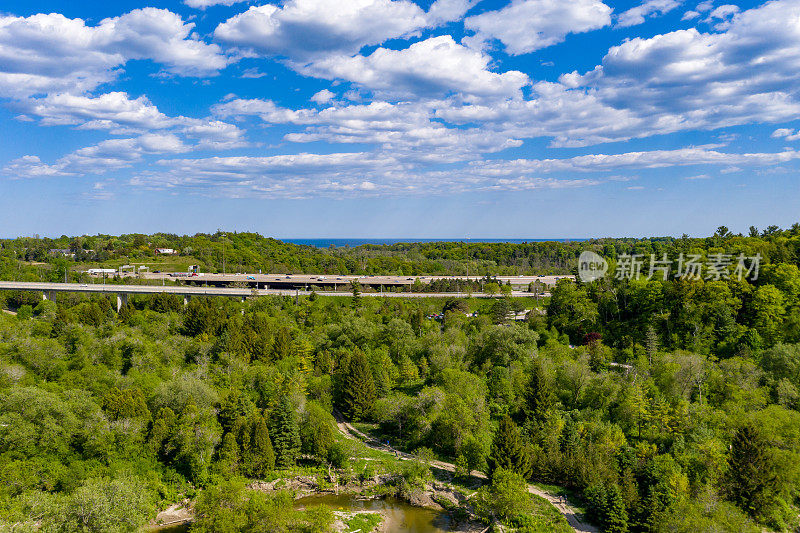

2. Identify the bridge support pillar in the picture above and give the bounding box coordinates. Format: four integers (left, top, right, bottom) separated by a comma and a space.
183, 295, 190, 308
42, 291, 55, 303
116, 293, 128, 312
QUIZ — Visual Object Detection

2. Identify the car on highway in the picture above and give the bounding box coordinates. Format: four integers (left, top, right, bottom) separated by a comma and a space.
246, 276, 255, 280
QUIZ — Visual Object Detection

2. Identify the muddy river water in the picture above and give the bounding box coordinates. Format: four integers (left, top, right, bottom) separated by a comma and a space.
294, 493, 456, 533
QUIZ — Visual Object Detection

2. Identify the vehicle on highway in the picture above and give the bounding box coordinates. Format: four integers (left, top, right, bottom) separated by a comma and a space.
246, 276, 255, 280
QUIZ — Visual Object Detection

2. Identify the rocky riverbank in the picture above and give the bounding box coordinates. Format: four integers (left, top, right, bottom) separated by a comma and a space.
151, 473, 485, 533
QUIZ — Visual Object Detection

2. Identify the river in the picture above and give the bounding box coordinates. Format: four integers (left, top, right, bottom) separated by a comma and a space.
294, 494, 456, 533
153, 493, 460, 533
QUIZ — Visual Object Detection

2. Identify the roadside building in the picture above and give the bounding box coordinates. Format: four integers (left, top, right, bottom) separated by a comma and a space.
48, 248, 75, 258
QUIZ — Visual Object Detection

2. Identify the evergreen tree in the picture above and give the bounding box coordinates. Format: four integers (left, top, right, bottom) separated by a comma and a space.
586, 482, 628, 532
585, 483, 608, 526
491, 298, 511, 324
216, 432, 240, 476
339, 350, 377, 421
245, 414, 275, 477
148, 407, 177, 460
351, 280, 362, 310
270, 396, 300, 468
411, 308, 424, 336
271, 327, 292, 361
725, 422, 778, 518
604, 485, 629, 533
524, 360, 554, 423
181, 298, 224, 337
487, 416, 531, 479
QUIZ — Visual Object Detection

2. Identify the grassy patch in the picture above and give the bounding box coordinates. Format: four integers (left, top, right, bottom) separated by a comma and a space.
504, 493, 573, 533
344, 512, 383, 532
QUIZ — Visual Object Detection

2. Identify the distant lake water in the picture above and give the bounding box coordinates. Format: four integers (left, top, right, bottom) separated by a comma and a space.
284, 238, 585, 248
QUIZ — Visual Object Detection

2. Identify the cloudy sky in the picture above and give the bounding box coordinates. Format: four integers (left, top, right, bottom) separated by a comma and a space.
1, 0, 798, 237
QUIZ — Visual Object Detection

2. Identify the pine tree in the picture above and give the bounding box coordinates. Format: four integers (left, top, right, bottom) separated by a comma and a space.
491, 298, 511, 324
604, 485, 629, 533
271, 327, 292, 360
270, 396, 300, 468
487, 416, 531, 479
216, 432, 240, 476
524, 360, 554, 423
340, 350, 377, 421
584, 483, 608, 526
248, 414, 275, 477
351, 280, 362, 310
725, 422, 778, 518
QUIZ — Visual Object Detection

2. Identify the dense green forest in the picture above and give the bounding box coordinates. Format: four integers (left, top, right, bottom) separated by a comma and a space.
1, 227, 800, 532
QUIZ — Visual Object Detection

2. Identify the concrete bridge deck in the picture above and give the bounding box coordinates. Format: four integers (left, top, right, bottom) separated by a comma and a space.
0, 281, 544, 311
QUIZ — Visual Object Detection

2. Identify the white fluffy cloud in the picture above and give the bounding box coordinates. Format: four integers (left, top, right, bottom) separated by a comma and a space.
617, 0, 683, 27
4, 133, 192, 178
772, 128, 800, 141
17, 91, 249, 148
555, 0, 800, 141
180, 120, 250, 150
464, 0, 612, 55
681, 0, 713, 20
212, 98, 311, 123
25, 92, 173, 132
300, 36, 529, 98
310, 89, 335, 104
214, 0, 469, 61
0, 9, 228, 98
214, 98, 520, 161
3, 156, 68, 178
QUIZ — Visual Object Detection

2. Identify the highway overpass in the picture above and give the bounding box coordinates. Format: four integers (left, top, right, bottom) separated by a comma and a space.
0, 281, 546, 311
136, 272, 564, 291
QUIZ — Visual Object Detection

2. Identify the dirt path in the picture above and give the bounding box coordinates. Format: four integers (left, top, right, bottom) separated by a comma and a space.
334, 416, 597, 533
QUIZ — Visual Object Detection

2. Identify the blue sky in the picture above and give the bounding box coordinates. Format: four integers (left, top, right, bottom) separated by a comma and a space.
1, 0, 799, 238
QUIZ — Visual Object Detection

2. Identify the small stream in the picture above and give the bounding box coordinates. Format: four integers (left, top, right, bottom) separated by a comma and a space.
294, 493, 455, 533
